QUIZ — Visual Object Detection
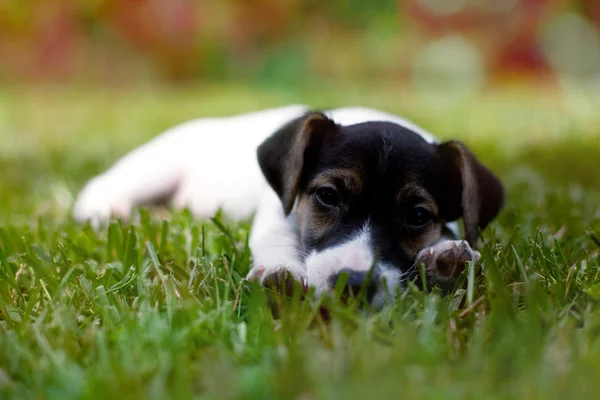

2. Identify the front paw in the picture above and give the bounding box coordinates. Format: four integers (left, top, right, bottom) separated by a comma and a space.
417, 240, 481, 279
246, 265, 308, 295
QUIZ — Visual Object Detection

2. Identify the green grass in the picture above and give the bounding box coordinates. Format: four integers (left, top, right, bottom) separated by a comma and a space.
0, 83, 600, 399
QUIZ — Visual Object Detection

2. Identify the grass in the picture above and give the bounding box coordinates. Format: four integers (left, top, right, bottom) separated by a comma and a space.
0, 83, 600, 399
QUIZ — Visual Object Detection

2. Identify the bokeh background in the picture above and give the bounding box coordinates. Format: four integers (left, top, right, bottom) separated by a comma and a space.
2, 0, 600, 89
0, 0, 599, 225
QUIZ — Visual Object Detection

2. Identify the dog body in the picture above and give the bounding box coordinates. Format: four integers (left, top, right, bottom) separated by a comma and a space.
74, 105, 503, 308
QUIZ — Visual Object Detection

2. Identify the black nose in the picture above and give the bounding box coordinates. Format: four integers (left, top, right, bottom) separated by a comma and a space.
330, 269, 376, 302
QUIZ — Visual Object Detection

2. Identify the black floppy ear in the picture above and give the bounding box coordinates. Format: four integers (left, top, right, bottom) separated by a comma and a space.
257, 112, 340, 215
437, 141, 504, 245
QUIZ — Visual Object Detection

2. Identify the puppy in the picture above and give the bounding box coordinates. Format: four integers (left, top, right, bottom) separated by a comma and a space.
73, 105, 504, 308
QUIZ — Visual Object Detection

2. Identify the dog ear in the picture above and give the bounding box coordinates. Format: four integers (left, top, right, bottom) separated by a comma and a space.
257, 112, 340, 215
437, 141, 504, 245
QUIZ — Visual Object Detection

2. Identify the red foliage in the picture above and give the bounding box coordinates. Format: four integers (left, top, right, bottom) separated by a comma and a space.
103, 0, 201, 79
0, 0, 79, 81
581, 0, 600, 29
403, 0, 555, 76
0, 0, 596, 83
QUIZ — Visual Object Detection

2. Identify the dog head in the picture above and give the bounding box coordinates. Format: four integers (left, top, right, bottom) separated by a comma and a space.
257, 112, 504, 307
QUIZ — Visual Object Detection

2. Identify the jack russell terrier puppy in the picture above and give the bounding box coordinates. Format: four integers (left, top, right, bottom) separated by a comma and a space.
73, 105, 504, 308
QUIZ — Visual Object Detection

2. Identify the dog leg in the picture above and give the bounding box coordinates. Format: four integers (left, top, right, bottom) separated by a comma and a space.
72, 129, 191, 228
246, 191, 307, 293
73, 105, 310, 228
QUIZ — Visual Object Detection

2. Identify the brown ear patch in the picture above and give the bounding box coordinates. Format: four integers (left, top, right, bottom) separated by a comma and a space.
257, 112, 340, 215
281, 113, 340, 214
437, 141, 504, 245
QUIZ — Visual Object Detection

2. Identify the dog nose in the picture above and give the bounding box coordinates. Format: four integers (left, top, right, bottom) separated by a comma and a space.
330, 269, 375, 301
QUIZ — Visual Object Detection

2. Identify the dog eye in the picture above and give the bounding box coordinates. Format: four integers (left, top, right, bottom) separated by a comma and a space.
406, 206, 432, 227
316, 186, 339, 207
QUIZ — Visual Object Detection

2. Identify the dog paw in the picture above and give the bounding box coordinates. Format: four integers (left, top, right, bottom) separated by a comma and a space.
417, 240, 481, 278
72, 176, 132, 229
246, 264, 308, 295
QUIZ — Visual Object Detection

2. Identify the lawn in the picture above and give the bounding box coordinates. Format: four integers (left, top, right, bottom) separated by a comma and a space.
0, 83, 599, 399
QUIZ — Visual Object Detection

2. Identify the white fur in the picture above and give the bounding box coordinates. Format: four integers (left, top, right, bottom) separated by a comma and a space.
371, 266, 404, 309
305, 223, 375, 296
73, 104, 308, 227
73, 105, 448, 303
246, 189, 307, 286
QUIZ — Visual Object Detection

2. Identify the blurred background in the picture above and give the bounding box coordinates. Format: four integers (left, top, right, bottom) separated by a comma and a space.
1, 0, 599, 90
0, 0, 599, 225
